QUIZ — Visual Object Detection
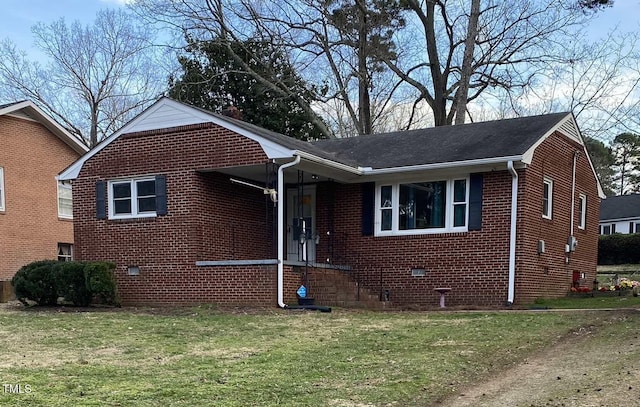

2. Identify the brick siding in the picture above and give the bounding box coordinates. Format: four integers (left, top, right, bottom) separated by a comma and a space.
74, 124, 600, 308
0, 115, 80, 282
312, 131, 600, 307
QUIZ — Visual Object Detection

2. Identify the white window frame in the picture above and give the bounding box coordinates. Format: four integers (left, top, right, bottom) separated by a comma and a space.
374, 177, 469, 236
0, 166, 4, 212
542, 178, 553, 220
57, 180, 73, 219
578, 194, 586, 230
108, 178, 157, 220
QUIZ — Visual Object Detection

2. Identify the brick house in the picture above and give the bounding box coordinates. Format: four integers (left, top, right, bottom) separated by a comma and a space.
0, 100, 88, 299
599, 194, 640, 235
59, 98, 603, 308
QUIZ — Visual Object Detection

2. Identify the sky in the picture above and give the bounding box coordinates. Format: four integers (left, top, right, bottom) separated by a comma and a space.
0, 0, 129, 55
1, 0, 638, 56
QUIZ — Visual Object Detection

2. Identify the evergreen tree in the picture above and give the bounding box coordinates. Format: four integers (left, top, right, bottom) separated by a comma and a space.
584, 137, 616, 196
169, 38, 326, 141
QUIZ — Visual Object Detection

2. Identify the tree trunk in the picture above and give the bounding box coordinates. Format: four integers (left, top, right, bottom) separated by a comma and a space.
454, 0, 480, 125
357, 0, 372, 135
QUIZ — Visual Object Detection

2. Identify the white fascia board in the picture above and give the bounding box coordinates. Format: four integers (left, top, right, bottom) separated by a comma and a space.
361, 155, 524, 175
58, 97, 296, 180
521, 113, 606, 198
521, 113, 576, 164
58, 131, 121, 180
599, 216, 640, 223
1, 100, 88, 155
293, 150, 364, 175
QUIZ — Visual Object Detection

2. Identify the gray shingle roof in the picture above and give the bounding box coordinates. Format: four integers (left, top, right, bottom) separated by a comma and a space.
311, 112, 571, 169
600, 194, 640, 221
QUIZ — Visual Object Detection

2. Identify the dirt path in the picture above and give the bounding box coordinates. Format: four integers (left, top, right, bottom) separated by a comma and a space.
436, 310, 640, 407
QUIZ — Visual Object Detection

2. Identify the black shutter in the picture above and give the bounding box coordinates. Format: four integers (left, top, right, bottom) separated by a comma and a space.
468, 173, 483, 231
361, 182, 375, 236
96, 181, 106, 220
155, 175, 167, 216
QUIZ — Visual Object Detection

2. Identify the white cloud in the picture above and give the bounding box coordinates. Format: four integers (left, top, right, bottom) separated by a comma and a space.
99, 0, 133, 5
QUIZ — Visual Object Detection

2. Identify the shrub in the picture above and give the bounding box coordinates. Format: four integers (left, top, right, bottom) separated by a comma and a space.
55, 262, 93, 307
11, 260, 118, 307
12, 260, 59, 306
598, 234, 640, 265
84, 262, 118, 306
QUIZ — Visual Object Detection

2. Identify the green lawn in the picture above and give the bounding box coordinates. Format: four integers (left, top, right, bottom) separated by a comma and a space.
533, 292, 640, 309
0, 305, 623, 406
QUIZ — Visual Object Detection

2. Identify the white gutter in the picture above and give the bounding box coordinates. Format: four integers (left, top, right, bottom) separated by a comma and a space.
507, 161, 518, 305
361, 155, 523, 175
277, 155, 301, 308
293, 150, 365, 175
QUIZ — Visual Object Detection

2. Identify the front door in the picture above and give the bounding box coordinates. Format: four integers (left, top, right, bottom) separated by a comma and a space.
287, 186, 316, 262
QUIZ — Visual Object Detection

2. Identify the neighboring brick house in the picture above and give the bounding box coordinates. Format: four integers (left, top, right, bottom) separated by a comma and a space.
0, 101, 88, 298
599, 194, 640, 235
59, 97, 603, 308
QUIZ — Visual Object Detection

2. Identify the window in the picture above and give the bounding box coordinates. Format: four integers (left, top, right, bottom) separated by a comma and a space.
636, 223, 640, 234
600, 224, 616, 235
578, 194, 586, 230
57, 243, 73, 262
542, 178, 553, 219
58, 181, 73, 219
0, 166, 4, 212
375, 178, 468, 235
108, 178, 157, 219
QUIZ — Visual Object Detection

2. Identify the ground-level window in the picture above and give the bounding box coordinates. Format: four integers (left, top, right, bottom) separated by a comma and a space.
0, 166, 4, 212
58, 181, 73, 219
375, 178, 468, 235
108, 178, 157, 219
58, 243, 73, 262
542, 177, 553, 219
630, 222, 640, 234
578, 194, 586, 230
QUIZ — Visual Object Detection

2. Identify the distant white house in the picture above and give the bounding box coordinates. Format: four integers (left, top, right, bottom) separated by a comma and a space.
599, 194, 640, 235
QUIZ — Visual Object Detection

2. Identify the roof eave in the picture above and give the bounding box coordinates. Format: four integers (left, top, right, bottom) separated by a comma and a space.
360, 155, 525, 176
1, 100, 88, 155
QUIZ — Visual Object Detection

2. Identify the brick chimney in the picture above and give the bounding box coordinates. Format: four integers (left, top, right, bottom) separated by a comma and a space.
221, 105, 243, 120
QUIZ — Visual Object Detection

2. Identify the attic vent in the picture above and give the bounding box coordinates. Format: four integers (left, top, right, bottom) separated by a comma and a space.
558, 118, 580, 142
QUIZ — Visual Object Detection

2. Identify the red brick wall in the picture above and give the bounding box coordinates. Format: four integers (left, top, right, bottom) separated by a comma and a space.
73, 122, 600, 308
314, 173, 513, 307
0, 115, 80, 281
312, 131, 599, 308
73, 123, 285, 305
515, 132, 600, 303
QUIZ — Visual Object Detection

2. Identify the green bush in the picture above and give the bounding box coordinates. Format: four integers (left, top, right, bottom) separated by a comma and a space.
11, 260, 118, 307
84, 262, 118, 306
55, 262, 93, 307
598, 234, 640, 265
12, 260, 59, 306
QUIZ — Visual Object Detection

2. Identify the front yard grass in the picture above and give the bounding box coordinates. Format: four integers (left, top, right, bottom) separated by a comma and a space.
0, 305, 617, 406
533, 293, 640, 309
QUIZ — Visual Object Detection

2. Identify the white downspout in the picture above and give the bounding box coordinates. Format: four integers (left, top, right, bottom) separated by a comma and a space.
277, 155, 301, 308
507, 161, 518, 306
570, 151, 578, 237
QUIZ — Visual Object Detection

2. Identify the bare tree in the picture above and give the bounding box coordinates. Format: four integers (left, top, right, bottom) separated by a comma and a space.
0, 9, 165, 147
131, 0, 408, 137
131, 0, 635, 136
